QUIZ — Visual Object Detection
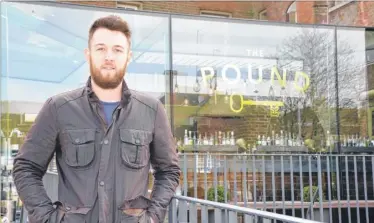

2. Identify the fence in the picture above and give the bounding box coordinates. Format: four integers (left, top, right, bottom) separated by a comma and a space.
177, 153, 374, 223
13, 153, 374, 222
169, 194, 322, 223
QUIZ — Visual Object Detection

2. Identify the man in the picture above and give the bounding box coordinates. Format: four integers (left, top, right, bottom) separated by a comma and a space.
12, 15, 180, 223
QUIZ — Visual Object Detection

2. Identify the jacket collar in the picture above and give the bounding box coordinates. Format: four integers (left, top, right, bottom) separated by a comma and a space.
84, 76, 132, 108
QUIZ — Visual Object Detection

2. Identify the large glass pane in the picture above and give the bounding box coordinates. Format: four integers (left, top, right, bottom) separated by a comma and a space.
1, 2, 170, 222
172, 17, 335, 154
171, 16, 336, 202
337, 27, 370, 151
336, 27, 374, 211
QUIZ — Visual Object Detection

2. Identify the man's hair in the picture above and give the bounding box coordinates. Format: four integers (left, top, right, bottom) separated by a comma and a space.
88, 15, 132, 47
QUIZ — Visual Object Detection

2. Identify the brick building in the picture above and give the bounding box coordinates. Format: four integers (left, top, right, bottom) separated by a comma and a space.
62, 1, 373, 26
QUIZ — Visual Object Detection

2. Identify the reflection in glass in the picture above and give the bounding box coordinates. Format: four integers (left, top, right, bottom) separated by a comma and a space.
338, 28, 370, 149
172, 17, 336, 154
1, 2, 170, 221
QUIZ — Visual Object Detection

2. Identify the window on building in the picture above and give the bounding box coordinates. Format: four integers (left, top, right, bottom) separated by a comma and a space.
286, 1, 297, 23
200, 10, 232, 18
328, 0, 355, 12
117, 2, 142, 10
258, 9, 267, 20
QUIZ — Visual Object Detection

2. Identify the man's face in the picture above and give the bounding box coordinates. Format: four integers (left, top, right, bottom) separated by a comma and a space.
85, 28, 131, 89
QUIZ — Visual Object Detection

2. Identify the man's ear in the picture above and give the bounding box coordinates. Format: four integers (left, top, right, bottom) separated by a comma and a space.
84, 48, 90, 62
127, 50, 133, 66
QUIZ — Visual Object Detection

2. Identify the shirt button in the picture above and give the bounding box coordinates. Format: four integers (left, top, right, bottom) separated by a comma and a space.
66, 206, 71, 211
75, 138, 80, 143
104, 139, 109, 144
99, 181, 105, 186
135, 139, 140, 144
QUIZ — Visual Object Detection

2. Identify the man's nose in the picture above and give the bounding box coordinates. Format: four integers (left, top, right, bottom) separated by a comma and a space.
105, 51, 115, 60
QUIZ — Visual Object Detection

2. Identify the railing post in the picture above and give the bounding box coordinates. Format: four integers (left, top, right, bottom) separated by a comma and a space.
168, 198, 177, 223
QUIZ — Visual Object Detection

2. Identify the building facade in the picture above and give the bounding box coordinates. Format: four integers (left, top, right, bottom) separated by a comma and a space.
1, 1, 374, 222
62, 1, 374, 27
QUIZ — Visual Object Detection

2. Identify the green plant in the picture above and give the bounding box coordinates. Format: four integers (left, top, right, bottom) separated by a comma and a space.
247, 8, 255, 19
207, 185, 230, 203
303, 185, 324, 202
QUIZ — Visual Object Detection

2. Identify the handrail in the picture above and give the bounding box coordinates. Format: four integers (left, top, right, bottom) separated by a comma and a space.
172, 195, 322, 223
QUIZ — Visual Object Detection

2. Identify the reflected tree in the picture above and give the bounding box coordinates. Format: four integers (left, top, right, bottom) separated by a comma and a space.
274, 28, 365, 151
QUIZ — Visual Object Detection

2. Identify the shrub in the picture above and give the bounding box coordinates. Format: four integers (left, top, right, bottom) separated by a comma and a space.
207, 185, 230, 203
303, 185, 324, 202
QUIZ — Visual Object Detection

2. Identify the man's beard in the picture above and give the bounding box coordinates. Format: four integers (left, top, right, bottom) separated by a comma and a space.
89, 57, 127, 89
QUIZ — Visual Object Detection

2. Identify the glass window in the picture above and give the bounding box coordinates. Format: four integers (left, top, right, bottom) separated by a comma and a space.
286, 2, 297, 23
259, 9, 267, 21
171, 16, 336, 155
337, 27, 369, 151
1, 2, 170, 218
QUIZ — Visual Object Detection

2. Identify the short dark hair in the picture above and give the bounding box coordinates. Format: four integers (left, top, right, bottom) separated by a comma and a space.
88, 15, 132, 47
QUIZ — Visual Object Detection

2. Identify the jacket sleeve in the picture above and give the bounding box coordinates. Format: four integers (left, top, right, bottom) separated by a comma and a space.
147, 101, 181, 223
12, 97, 59, 223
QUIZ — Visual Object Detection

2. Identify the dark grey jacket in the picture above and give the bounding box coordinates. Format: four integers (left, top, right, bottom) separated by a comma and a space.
12, 78, 181, 223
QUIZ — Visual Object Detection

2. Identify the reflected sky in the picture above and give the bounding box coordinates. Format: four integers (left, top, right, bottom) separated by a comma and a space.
0, 1, 369, 109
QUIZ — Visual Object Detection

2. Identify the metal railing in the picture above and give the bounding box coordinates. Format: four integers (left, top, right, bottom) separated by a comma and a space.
168, 194, 322, 223
177, 153, 374, 223
12, 152, 374, 223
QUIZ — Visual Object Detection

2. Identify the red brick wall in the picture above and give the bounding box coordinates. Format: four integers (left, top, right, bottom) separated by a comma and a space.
328, 1, 374, 26
60, 1, 117, 8
297, 2, 315, 24
58, 1, 373, 27
262, 1, 292, 22
61, 1, 266, 20
356, 1, 374, 26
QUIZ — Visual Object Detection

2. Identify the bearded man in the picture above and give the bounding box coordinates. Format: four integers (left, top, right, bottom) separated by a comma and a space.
13, 15, 180, 223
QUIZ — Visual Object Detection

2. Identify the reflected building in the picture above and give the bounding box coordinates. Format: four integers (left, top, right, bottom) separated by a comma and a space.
1, 2, 374, 223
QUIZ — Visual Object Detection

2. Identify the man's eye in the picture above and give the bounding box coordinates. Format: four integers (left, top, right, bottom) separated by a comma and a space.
97, 48, 104, 51
115, 49, 123, 53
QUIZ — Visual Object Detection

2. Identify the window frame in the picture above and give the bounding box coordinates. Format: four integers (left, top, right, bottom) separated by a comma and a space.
258, 9, 267, 21
116, 1, 142, 10
286, 1, 297, 23
200, 10, 232, 18
328, 0, 355, 13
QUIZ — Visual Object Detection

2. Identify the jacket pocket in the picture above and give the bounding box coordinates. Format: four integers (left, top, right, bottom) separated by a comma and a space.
64, 129, 96, 168
119, 195, 152, 223
120, 210, 151, 223
119, 129, 152, 169
60, 204, 91, 223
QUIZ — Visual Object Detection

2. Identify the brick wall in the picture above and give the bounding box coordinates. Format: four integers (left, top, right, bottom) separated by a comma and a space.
194, 98, 275, 148
61, 1, 266, 20
60, 1, 117, 8
296, 2, 315, 24
59, 1, 373, 27
262, 1, 292, 22
328, 1, 374, 26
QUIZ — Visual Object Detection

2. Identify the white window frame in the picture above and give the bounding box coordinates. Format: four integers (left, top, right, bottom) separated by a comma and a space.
259, 9, 267, 20
117, 1, 142, 10
328, 0, 355, 13
200, 10, 232, 18
286, 1, 297, 23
